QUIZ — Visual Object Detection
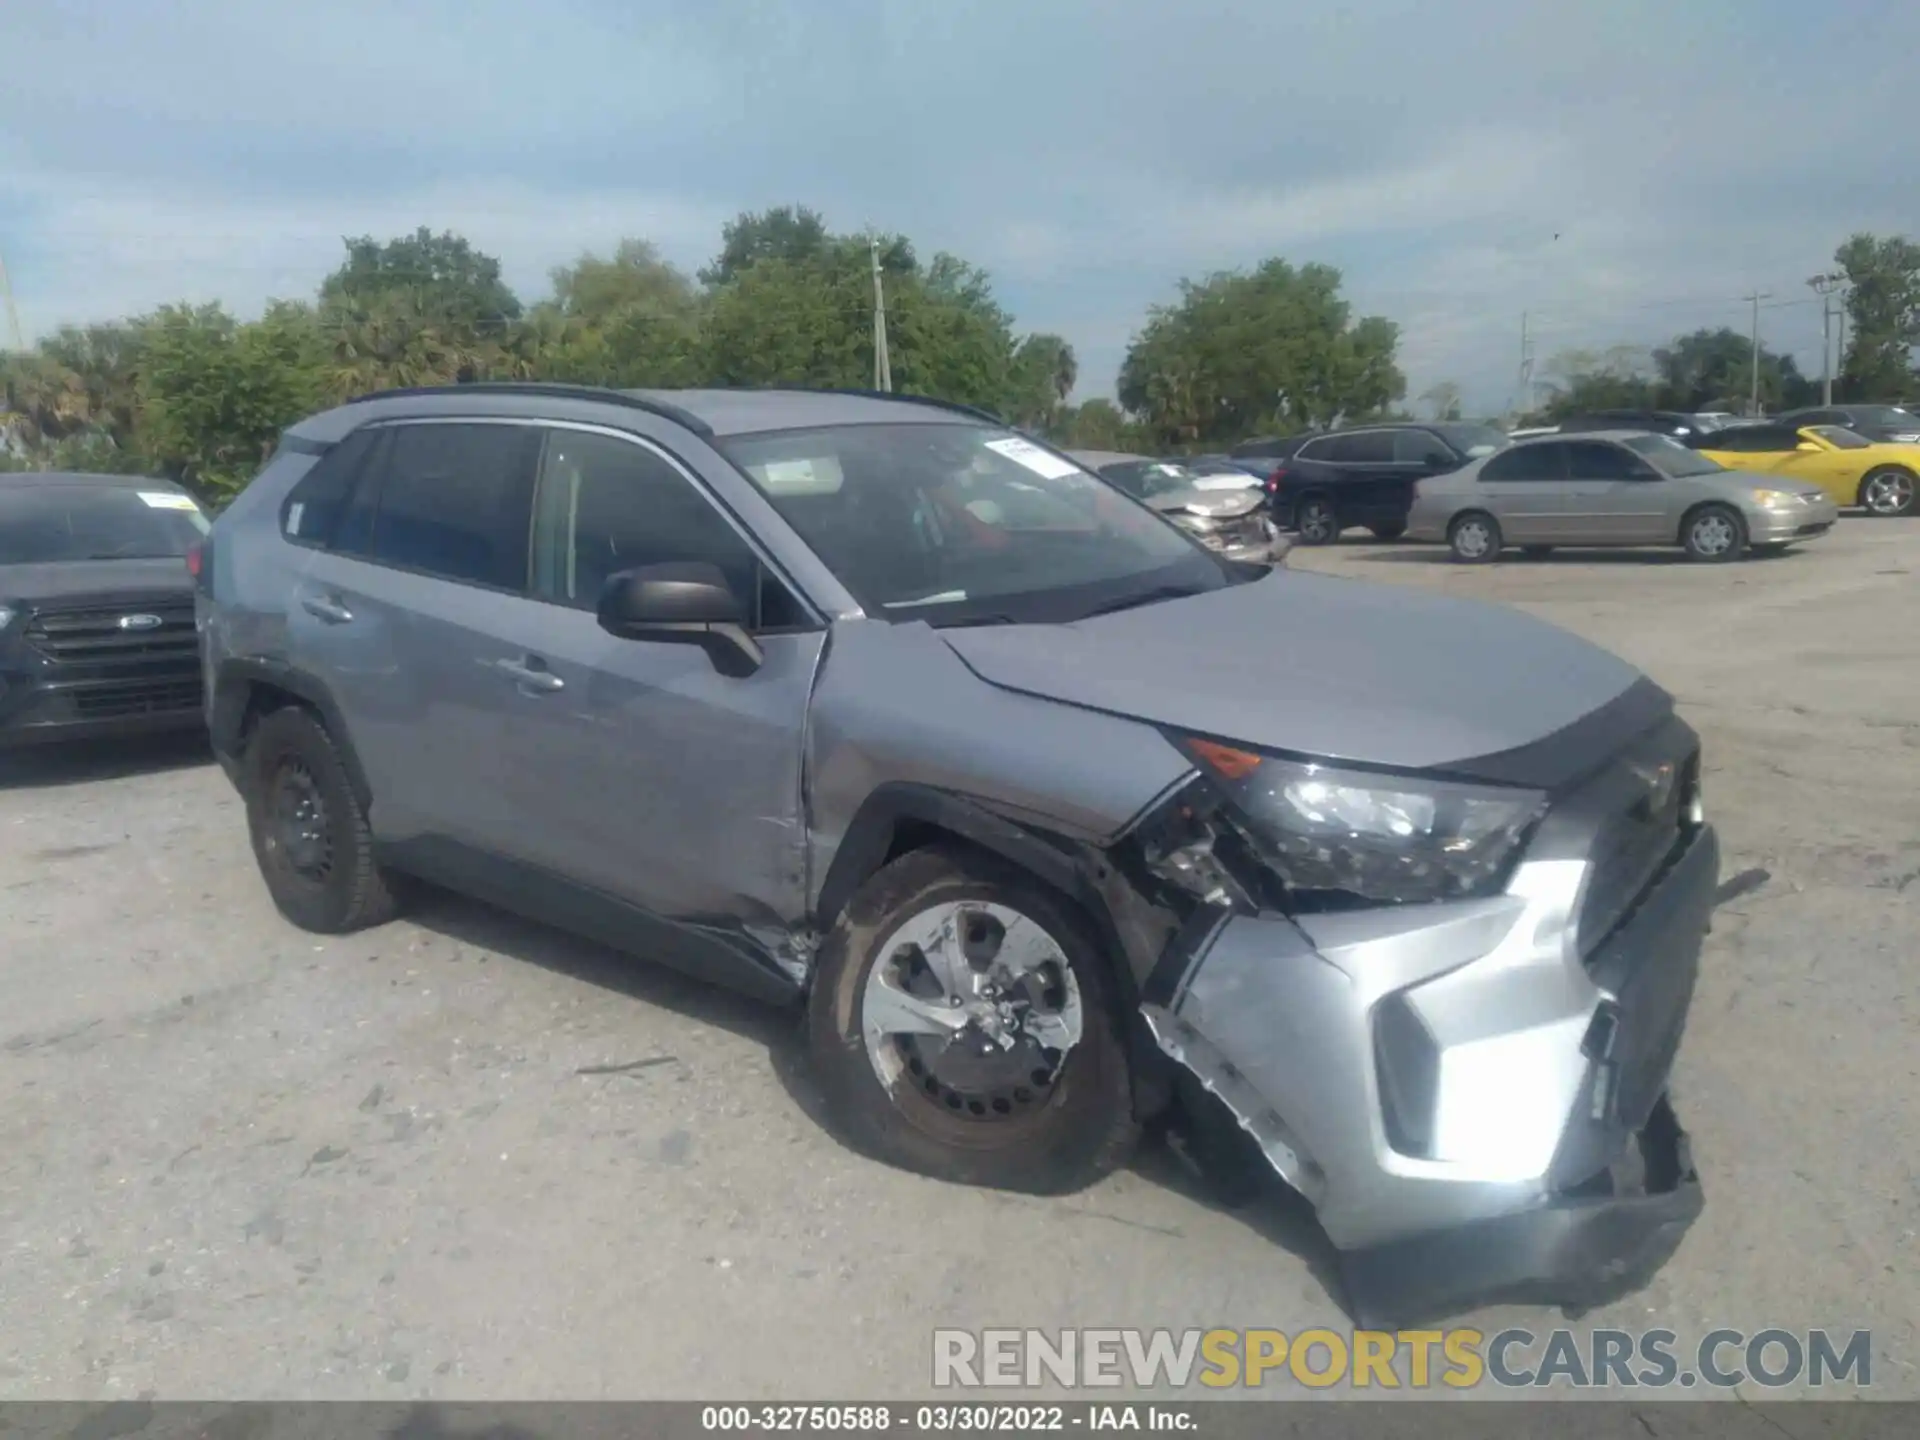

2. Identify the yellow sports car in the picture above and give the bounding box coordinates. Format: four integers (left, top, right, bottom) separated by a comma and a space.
1692, 422, 1919, 516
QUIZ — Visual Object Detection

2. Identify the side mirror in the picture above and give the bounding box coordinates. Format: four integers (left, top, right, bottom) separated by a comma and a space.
597, 561, 764, 676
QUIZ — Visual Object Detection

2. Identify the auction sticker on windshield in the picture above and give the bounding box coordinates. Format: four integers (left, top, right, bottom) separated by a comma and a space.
139, 491, 200, 510
985, 437, 1083, 480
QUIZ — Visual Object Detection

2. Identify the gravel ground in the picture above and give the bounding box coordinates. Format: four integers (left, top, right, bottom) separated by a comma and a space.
1, 524, 1915, 1401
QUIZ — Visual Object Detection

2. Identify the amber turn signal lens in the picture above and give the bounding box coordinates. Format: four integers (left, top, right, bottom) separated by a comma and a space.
1187, 738, 1262, 780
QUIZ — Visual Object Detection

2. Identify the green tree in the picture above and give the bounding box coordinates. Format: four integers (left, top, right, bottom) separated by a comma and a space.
1054, 397, 1147, 450
1535, 346, 1659, 418
700, 206, 914, 287
533, 239, 706, 387
140, 302, 328, 500
699, 218, 1020, 413
1117, 259, 1405, 446
1651, 327, 1809, 412
1007, 333, 1078, 429
1835, 232, 1920, 400
319, 226, 522, 331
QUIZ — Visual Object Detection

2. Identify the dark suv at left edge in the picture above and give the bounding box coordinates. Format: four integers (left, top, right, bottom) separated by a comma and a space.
0, 472, 209, 746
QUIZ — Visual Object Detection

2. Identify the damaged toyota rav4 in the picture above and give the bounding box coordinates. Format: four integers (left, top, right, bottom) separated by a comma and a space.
198, 384, 1716, 1325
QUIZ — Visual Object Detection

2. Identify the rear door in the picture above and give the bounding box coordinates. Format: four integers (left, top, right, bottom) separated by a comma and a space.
1330, 430, 1412, 525
1472, 442, 1568, 541
289, 418, 546, 847
1561, 440, 1667, 542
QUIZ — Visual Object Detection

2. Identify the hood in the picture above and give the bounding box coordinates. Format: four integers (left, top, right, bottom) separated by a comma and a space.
1700, 469, 1830, 502
0, 558, 195, 605
1145, 485, 1264, 519
937, 570, 1651, 781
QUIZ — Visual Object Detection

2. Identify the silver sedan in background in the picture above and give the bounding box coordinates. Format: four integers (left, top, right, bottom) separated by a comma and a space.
1406, 430, 1840, 563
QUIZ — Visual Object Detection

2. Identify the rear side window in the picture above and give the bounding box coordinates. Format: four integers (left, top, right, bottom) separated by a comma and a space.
1334, 431, 1395, 463
1564, 441, 1643, 480
281, 428, 380, 547
339, 422, 543, 591
1481, 444, 1567, 482
1708, 425, 1800, 453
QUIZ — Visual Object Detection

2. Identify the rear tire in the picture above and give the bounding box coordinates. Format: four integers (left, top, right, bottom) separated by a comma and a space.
807, 845, 1137, 1195
1858, 466, 1917, 517
1292, 495, 1341, 545
1682, 503, 1746, 562
243, 706, 402, 934
1448, 511, 1502, 564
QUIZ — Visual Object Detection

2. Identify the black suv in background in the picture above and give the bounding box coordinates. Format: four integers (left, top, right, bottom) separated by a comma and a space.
1267, 423, 1511, 545
1556, 410, 1720, 441
0, 472, 209, 746
1775, 404, 1920, 445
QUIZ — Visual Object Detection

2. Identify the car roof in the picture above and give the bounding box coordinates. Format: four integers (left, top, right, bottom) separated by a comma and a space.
283, 382, 1003, 446
1510, 429, 1653, 445
0, 470, 185, 491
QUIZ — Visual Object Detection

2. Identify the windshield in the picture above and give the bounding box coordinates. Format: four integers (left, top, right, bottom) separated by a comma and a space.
1434, 423, 1512, 458
721, 423, 1229, 623
1623, 435, 1725, 478
1129, 461, 1199, 498
0, 485, 209, 564
1809, 425, 1871, 449
1849, 406, 1919, 428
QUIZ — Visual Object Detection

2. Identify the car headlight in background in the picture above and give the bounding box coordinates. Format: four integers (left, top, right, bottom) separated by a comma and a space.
1148, 736, 1546, 907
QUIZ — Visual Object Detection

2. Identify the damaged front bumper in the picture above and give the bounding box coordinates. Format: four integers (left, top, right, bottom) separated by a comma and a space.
1142, 809, 1718, 1327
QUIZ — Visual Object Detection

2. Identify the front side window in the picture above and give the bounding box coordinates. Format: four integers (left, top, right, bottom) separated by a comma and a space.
342, 422, 543, 590
0, 486, 209, 564
529, 428, 806, 628
720, 422, 1223, 623
1393, 430, 1455, 465
1623, 434, 1724, 478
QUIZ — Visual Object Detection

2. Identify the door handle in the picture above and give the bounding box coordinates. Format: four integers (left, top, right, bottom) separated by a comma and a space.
299, 593, 354, 624
492, 657, 565, 693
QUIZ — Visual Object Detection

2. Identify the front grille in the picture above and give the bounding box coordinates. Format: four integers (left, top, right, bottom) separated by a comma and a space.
25, 600, 198, 664
1575, 748, 1699, 956
71, 678, 203, 719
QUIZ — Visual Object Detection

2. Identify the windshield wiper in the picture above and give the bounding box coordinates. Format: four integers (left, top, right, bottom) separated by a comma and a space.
1076, 585, 1208, 620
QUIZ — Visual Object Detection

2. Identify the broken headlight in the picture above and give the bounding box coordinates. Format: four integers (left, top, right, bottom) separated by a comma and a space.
1172, 736, 1546, 907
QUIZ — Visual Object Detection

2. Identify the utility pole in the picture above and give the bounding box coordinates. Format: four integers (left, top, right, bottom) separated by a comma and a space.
1515, 310, 1534, 417
870, 236, 892, 393
0, 246, 23, 353
1834, 288, 1849, 397
1809, 272, 1844, 406
1744, 291, 1772, 416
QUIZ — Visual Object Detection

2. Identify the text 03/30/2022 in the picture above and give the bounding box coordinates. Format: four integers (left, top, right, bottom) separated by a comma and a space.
930, 1327, 1875, 1390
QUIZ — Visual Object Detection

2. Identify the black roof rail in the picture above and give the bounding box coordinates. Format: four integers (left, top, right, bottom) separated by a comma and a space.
769, 386, 1007, 426
344, 382, 715, 438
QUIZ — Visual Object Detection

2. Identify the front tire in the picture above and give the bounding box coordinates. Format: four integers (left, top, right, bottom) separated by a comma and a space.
1858, 466, 1917, 517
1293, 495, 1341, 546
243, 706, 402, 934
1448, 511, 1502, 564
1682, 503, 1746, 562
806, 846, 1137, 1195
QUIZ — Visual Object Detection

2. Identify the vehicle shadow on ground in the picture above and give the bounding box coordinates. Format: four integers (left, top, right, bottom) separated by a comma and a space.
399, 883, 1354, 1313
0, 731, 213, 791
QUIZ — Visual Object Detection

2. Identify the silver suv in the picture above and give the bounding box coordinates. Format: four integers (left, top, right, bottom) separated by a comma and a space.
197, 383, 1718, 1324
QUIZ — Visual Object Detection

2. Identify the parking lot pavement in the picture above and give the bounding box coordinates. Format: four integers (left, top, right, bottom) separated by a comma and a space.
2, 528, 1916, 1402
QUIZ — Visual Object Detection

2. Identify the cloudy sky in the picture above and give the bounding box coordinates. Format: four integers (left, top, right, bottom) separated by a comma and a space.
3, 0, 1916, 412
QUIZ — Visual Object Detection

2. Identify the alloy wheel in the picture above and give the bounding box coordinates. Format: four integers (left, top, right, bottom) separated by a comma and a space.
1862, 469, 1916, 516
1452, 517, 1494, 559
1690, 512, 1737, 557
861, 900, 1084, 1122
